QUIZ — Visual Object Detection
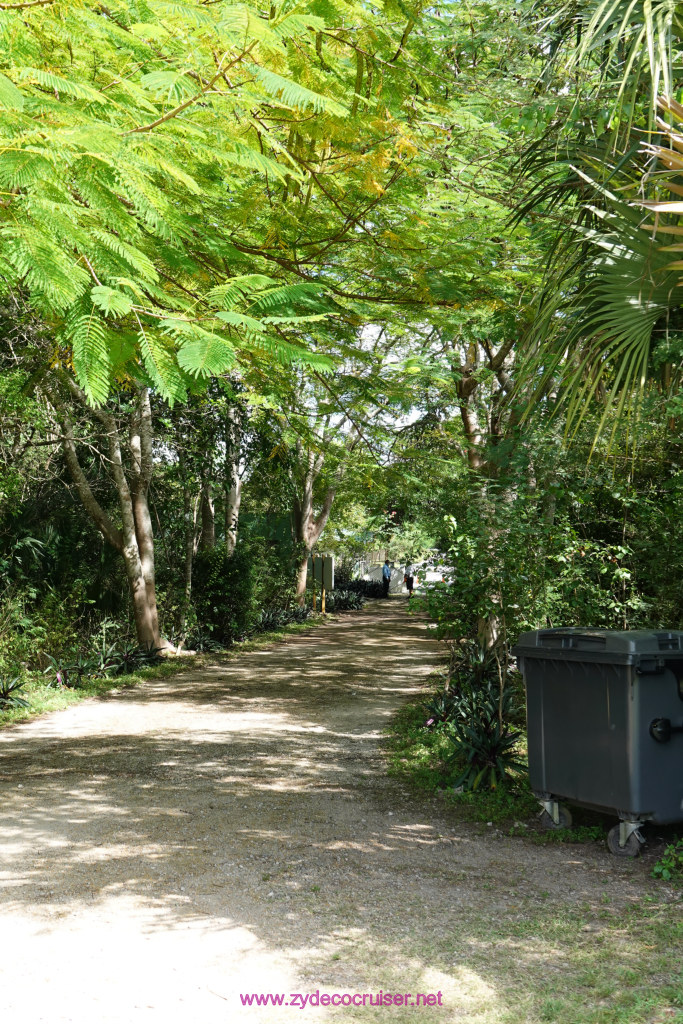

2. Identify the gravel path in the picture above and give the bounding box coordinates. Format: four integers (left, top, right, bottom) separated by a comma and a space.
0, 600, 670, 1023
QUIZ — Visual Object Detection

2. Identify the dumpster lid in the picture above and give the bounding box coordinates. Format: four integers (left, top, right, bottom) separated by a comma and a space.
512, 627, 683, 662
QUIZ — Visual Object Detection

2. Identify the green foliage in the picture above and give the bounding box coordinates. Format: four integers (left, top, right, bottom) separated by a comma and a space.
443, 681, 526, 791
192, 543, 256, 644
42, 652, 95, 689
252, 606, 312, 632
325, 589, 365, 611
446, 783, 540, 827
344, 579, 384, 599
422, 687, 461, 728
388, 693, 537, 823
652, 838, 683, 883
43, 644, 163, 687
516, 0, 683, 447
241, 525, 298, 613
0, 0, 429, 403
184, 628, 227, 653
103, 644, 165, 676
510, 823, 605, 846
0, 676, 29, 709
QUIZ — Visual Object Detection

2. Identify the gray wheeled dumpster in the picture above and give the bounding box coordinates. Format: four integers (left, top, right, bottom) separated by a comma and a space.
512, 627, 683, 856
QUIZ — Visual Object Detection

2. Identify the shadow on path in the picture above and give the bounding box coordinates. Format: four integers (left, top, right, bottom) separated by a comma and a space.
0, 601, 671, 1023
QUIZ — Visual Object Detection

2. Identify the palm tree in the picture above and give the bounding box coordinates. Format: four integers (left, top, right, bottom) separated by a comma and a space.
519, 0, 683, 439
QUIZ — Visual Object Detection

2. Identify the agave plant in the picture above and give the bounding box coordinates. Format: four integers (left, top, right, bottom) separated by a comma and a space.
43, 652, 98, 689
287, 606, 312, 624
443, 682, 526, 791
0, 677, 30, 710
326, 590, 364, 612
183, 627, 223, 652
422, 688, 459, 728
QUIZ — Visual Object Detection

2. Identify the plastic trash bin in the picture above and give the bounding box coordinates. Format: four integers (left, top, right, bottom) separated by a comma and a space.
512, 627, 683, 856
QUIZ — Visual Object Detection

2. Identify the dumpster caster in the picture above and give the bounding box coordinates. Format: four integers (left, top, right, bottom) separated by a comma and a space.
607, 822, 644, 858
539, 801, 572, 830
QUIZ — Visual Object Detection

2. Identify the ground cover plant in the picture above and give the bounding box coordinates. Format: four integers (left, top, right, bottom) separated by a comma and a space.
0, 610, 329, 729
652, 839, 683, 884
389, 678, 621, 849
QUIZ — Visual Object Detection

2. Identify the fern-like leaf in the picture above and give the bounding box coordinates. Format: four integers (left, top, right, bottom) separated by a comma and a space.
252, 66, 347, 117
68, 311, 112, 406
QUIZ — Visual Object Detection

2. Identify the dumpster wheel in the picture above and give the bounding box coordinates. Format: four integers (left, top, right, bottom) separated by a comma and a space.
539, 804, 572, 830
607, 823, 643, 858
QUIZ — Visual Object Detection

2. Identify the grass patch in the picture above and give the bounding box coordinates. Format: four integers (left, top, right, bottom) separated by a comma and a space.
308, 895, 683, 1024
386, 697, 455, 792
445, 782, 540, 826
509, 822, 606, 844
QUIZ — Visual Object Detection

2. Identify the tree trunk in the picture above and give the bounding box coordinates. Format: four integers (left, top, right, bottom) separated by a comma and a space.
48, 379, 171, 651
224, 474, 242, 556
290, 429, 356, 605
180, 482, 194, 634
128, 387, 167, 649
130, 489, 164, 649
293, 480, 337, 605
223, 403, 244, 555
122, 532, 162, 650
295, 549, 310, 606
199, 470, 215, 549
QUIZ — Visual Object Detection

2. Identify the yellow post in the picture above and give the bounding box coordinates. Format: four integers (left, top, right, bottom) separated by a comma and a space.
321, 586, 326, 614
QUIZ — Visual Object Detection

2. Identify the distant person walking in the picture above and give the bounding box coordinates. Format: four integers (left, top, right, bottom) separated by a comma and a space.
404, 564, 415, 599
382, 559, 391, 598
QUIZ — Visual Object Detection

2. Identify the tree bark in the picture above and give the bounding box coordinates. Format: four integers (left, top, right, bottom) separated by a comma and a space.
180, 482, 194, 634
47, 380, 171, 651
452, 337, 516, 653
199, 468, 215, 549
295, 549, 310, 605
224, 474, 242, 556
128, 388, 164, 648
292, 447, 339, 605
222, 398, 244, 554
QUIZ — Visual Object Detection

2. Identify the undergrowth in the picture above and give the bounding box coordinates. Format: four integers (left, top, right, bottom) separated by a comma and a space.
652, 838, 683, 883
387, 695, 537, 824
387, 688, 607, 842
0, 615, 326, 729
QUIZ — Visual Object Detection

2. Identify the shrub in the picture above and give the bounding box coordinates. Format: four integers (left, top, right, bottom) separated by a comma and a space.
108, 644, 164, 674
287, 605, 311, 624
43, 643, 163, 686
344, 579, 384, 599
0, 676, 29, 709
332, 561, 355, 589
652, 838, 683, 883
184, 627, 226, 652
252, 605, 311, 633
326, 589, 364, 611
192, 543, 256, 644
422, 687, 460, 728
441, 681, 526, 791
43, 651, 97, 688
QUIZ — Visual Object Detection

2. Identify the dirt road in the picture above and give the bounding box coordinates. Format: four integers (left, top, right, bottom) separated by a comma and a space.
0, 601, 672, 1023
